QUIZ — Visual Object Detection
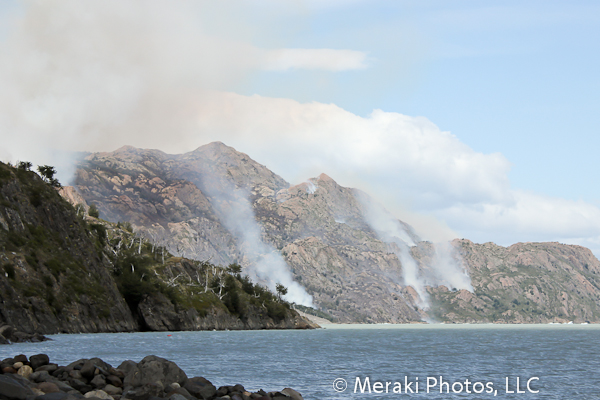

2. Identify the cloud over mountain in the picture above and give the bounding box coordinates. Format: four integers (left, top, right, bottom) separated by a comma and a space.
1, 0, 599, 254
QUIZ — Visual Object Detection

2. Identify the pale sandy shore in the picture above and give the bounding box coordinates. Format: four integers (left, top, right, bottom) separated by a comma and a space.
295, 310, 333, 327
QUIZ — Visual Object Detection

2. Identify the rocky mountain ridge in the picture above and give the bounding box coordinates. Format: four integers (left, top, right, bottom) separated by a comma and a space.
0, 161, 316, 335
70, 143, 600, 324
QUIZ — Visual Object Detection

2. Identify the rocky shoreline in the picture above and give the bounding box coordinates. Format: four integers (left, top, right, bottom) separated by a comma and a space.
0, 326, 50, 345
0, 354, 304, 400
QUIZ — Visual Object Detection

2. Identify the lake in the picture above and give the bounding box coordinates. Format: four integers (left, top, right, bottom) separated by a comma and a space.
2, 324, 599, 399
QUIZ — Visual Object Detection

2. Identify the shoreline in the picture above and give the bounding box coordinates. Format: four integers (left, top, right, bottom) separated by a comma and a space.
0, 354, 305, 400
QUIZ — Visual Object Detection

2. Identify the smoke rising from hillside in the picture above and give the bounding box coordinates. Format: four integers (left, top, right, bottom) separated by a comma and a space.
183, 171, 314, 306
357, 191, 474, 307
431, 242, 473, 292
356, 191, 430, 306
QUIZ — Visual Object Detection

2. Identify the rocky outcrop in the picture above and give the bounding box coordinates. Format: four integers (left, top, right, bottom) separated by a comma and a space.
73, 144, 425, 323
0, 163, 137, 334
0, 325, 50, 344
71, 143, 600, 324
416, 240, 600, 323
0, 161, 316, 336
138, 294, 315, 331
0, 354, 306, 400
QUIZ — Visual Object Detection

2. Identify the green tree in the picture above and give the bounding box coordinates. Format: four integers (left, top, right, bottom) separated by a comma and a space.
275, 283, 288, 301
88, 204, 100, 218
37, 165, 61, 187
226, 263, 243, 276
17, 161, 32, 171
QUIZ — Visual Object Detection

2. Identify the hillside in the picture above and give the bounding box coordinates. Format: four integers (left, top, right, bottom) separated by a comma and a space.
420, 240, 600, 323
0, 161, 316, 336
71, 143, 600, 324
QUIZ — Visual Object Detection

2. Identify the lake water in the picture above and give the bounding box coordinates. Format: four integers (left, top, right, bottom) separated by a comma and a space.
2, 324, 599, 399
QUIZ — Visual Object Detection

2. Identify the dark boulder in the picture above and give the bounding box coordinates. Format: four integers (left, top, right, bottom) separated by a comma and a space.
29, 371, 53, 383
80, 359, 111, 380
107, 368, 124, 380
123, 356, 187, 389
183, 378, 216, 400
122, 383, 164, 400
36, 365, 58, 373
281, 388, 303, 400
12, 356, 27, 365
89, 375, 106, 389
116, 362, 137, 379
0, 326, 14, 341
0, 375, 34, 400
36, 382, 60, 393
167, 394, 187, 400
216, 387, 229, 397
30, 355, 50, 370
164, 387, 193, 400
105, 376, 122, 388
67, 379, 91, 394
66, 360, 86, 371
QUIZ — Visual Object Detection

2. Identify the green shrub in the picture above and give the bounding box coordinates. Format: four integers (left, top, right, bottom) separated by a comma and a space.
266, 301, 288, 321
42, 274, 53, 287
88, 204, 100, 218
7, 232, 27, 248
25, 253, 39, 268
89, 223, 107, 246
29, 186, 43, 207
45, 258, 65, 277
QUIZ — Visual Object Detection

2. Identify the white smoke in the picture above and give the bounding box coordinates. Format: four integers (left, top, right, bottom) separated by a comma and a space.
430, 241, 473, 292
356, 191, 430, 307
187, 176, 313, 306
356, 190, 475, 307
305, 180, 318, 194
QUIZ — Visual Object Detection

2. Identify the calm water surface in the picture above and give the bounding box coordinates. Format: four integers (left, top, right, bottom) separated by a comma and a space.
2, 324, 599, 399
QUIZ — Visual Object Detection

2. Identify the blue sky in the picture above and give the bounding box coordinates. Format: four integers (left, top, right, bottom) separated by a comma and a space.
238, 0, 600, 203
1, 0, 599, 252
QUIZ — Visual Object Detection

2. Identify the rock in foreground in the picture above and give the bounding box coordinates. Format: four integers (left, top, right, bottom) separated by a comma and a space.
0, 354, 303, 400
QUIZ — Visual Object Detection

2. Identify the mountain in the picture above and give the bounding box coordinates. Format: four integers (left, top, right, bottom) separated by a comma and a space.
421, 240, 600, 323
70, 143, 600, 324
0, 161, 316, 335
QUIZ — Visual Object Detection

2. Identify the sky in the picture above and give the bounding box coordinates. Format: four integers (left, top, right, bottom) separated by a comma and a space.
0, 0, 599, 254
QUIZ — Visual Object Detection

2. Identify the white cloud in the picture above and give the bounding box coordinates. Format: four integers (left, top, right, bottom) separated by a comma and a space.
189, 92, 600, 253
439, 191, 600, 251
2, 0, 600, 257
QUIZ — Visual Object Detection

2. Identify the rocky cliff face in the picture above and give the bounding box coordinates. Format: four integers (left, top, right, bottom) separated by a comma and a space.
0, 163, 136, 334
71, 143, 600, 324
73, 144, 426, 323
0, 161, 316, 335
418, 240, 600, 323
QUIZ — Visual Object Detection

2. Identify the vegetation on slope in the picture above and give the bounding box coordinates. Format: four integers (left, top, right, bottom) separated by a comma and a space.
0, 161, 302, 332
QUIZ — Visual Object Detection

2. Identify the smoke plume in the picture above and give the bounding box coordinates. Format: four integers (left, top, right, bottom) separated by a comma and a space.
430, 242, 473, 292
179, 166, 314, 307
